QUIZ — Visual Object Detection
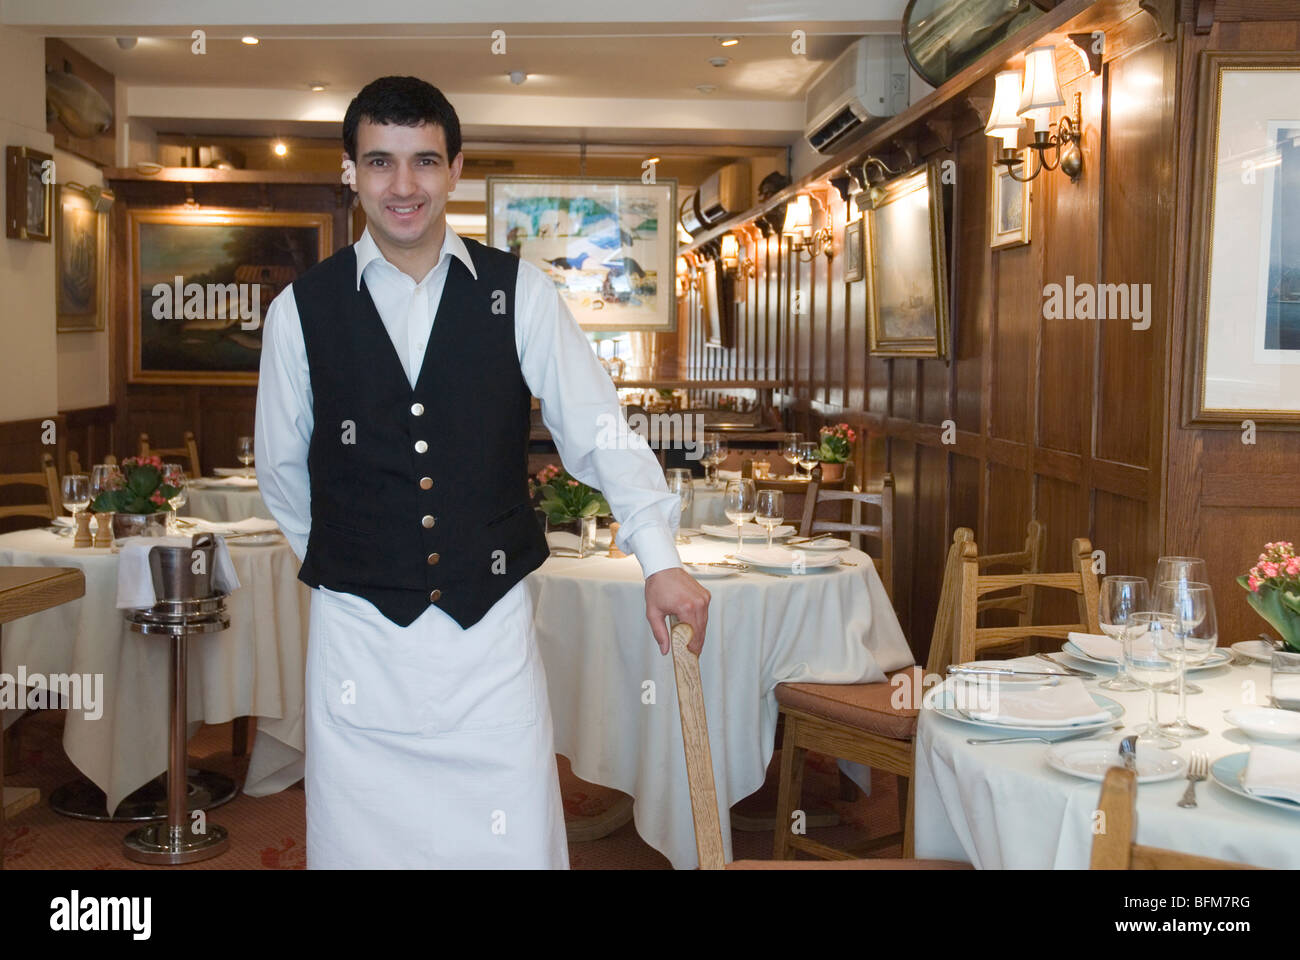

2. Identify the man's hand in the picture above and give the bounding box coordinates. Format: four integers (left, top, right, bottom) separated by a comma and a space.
645, 567, 710, 656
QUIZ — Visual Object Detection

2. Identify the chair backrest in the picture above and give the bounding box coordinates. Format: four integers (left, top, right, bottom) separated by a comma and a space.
924, 527, 975, 677
975, 519, 1046, 626
668, 619, 727, 870
138, 431, 200, 477
800, 473, 895, 601
0, 452, 61, 522
955, 536, 1100, 664
67, 450, 82, 476
1090, 768, 1256, 869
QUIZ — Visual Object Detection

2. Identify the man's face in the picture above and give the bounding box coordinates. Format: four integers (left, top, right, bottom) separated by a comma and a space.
349, 118, 463, 249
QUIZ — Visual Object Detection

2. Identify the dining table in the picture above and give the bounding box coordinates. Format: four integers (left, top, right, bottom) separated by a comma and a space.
184, 476, 274, 523
0, 525, 310, 816
914, 650, 1300, 868
526, 528, 913, 869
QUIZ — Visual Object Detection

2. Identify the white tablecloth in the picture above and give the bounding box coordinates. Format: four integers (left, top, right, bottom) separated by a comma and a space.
0, 527, 310, 814
527, 535, 912, 869
915, 656, 1300, 868
184, 483, 273, 522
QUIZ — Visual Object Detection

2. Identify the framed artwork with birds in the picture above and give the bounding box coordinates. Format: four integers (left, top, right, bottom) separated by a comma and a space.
486, 175, 678, 333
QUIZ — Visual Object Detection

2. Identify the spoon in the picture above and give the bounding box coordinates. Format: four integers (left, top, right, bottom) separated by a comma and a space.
1119, 735, 1138, 773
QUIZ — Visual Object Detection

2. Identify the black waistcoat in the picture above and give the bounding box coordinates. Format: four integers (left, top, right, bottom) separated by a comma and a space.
292, 236, 548, 628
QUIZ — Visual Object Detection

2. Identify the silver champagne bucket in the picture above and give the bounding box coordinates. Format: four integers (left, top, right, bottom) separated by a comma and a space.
147, 533, 216, 602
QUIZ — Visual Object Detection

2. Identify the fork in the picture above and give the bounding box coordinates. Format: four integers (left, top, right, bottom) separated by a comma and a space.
1177, 752, 1209, 808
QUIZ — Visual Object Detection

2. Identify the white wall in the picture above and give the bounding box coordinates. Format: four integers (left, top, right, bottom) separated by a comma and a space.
0, 23, 58, 423
53, 148, 109, 410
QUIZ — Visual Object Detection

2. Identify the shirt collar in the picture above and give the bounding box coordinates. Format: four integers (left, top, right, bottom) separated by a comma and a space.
354, 222, 477, 290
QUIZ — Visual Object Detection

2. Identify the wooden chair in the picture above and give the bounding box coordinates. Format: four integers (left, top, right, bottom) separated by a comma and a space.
955, 536, 1100, 664
0, 452, 61, 524
667, 619, 970, 870
770, 527, 973, 861
799, 472, 894, 601
974, 520, 1046, 657
1090, 768, 1256, 870
739, 462, 843, 527
138, 431, 200, 477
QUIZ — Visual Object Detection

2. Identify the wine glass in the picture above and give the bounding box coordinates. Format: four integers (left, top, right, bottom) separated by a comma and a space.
237, 436, 255, 477
1097, 576, 1148, 692
1154, 581, 1216, 739
61, 474, 89, 530
1123, 611, 1181, 749
756, 489, 785, 550
781, 434, 802, 476
797, 441, 820, 480
698, 436, 720, 488
709, 434, 729, 483
162, 464, 188, 534
724, 479, 756, 554
89, 463, 120, 539
1153, 556, 1208, 693
665, 468, 694, 543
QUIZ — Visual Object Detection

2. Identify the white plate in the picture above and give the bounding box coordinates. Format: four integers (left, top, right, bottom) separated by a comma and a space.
213, 467, 255, 477
788, 537, 851, 551
1047, 741, 1185, 784
700, 523, 794, 541
732, 547, 841, 571
1211, 752, 1300, 813
1231, 640, 1276, 664
950, 659, 1073, 685
1223, 706, 1300, 742
683, 562, 741, 579
1061, 640, 1233, 672
227, 533, 282, 546
927, 686, 1124, 734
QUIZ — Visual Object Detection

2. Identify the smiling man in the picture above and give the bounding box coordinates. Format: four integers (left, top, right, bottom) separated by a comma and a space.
254, 75, 709, 869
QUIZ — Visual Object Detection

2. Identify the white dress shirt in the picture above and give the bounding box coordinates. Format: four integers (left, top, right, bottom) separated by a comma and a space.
254, 224, 682, 582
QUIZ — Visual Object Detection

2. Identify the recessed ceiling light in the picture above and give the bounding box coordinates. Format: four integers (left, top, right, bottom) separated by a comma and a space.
696, 83, 716, 94
273, 142, 288, 157
709, 57, 730, 68
718, 37, 740, 47
646, 157, 660, 164
509, 70, 527, 85
308, 82, 327, 92
241, 36, 259, 45
115, 37, 138, 50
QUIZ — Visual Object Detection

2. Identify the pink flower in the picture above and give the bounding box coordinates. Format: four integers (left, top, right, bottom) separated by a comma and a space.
1261, 561, 1280, 578
567, 479, 579, 487
1287, 558, 1300, 577
1249, 575, 1260, 592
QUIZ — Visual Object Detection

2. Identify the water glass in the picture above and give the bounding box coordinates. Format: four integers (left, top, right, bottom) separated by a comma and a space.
162, 464, 189, 534
61, 474, 90, 518
698, 437, 720, 488
756, 490, 784, 550
1123, 611, 1180, 749
237, 436, 255, 477
723, 479, 756, 553
781, 434, 802, 475
797, 441, 820, 479
1153, 556, 1208, 693
666, 468, 694, 541
1097, 576, 1148, 692
1154, 580, 1216, 738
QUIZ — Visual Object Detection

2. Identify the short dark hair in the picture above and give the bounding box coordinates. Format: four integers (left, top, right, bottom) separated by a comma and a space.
342, 76, 462, 162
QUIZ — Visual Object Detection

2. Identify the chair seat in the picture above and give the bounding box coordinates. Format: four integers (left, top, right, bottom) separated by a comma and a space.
726, 858, 972, 870
775, 666, 922, 740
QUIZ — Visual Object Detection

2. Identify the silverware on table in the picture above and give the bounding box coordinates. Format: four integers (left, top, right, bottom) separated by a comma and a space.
724, 554, 791, 578
787, 532, 835, 546
1035, 653, 1096, 679
948, 666, 1065, 680
1120, 735, 1138, 773
1177, 751, 1209, 808
966, 724, 1122, 746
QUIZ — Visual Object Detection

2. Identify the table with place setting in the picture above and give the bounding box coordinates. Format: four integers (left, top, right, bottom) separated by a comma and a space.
0, 517, 310, 817
183, 468, 274, 523
914, 637, 1300, 869
527, 520, 913, 870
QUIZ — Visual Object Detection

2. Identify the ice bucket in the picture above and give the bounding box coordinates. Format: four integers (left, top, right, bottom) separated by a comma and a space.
147, 533, 216, 602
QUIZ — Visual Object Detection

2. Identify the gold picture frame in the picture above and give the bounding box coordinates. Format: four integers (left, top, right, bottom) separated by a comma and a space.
865, 160, 950, 359
990, 150, 1031, 249
128, 207, 332, 385
843, 217, 865, 283
5, 145, 53, 242
56, 183, 108, 332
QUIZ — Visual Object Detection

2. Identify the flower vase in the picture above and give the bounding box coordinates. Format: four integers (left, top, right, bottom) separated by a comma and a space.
818, 461, 847, 482
111, 511, 170, 540
546, 515, 598, 558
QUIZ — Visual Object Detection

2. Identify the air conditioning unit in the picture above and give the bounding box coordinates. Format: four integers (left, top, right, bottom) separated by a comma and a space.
804, 36, 910, 155
696, 161, 751, 225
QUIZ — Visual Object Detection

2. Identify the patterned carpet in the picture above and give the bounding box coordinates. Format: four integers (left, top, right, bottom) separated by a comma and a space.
3, 711, 900, 869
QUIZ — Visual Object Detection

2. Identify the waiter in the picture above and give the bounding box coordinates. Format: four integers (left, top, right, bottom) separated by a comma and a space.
255, 75, 710, 869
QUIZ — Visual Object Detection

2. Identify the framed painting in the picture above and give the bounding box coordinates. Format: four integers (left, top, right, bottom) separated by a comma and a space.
844, 216, 865, 283
56, 183, 107, 332
864, 160, 950, 359
485, 175, 677, 333
5, 145, 53, 242
1186, 52, 1300, 427
990, 150, 1031, 249
128, 208, 332, 385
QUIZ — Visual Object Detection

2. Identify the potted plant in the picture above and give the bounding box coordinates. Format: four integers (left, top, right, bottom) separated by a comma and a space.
531, 464, 610, 558
816, 423, 856, 482
1238, 541, 1300, 653
90, 455, 180, 539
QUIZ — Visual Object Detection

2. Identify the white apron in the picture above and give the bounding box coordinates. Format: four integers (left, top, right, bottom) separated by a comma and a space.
303, 579, 569, 869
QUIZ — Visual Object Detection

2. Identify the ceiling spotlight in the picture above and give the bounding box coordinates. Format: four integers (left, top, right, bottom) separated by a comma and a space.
115, 37, 138, 50
646, 157, 660, 165
509, 70, 528, 85
308, 81, 327, 92
718, 37, 740, 47
241, 36, 259, 45
273, 142, 288, 157
696, 83, 717, 94
708, 57, 730, 68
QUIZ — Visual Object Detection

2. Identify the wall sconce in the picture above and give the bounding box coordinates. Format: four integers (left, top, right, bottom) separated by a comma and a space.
857, 157, 902, 210
990, 45, 1084, 183
675, 255, 690, 298
720, 232, 739, 272
782, 194, 832, 261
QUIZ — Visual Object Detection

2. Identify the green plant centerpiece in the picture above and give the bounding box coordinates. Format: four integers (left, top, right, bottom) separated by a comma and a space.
1238, 541, 1300, 653
817, 423, 856, 463
531, 464, 609, 558
90, 455, 179, 515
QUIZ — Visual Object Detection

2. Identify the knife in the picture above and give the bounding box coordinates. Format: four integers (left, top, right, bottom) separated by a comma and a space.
787, 532, 835, 546
1035, 653, 1097, 679
947, 666, 1065, 679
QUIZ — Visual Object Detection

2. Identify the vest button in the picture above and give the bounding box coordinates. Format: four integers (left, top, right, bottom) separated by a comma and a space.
422, 515, 435, 528
429, 589, 442, 603
419, 476, 433, 490
414, 440, 428, 454
410, 402, 425, 416
427, 552, 440, 565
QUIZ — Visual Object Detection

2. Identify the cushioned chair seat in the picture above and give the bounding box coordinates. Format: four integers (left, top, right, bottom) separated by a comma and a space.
775, 666, 923, 740
726, 858, 972, 870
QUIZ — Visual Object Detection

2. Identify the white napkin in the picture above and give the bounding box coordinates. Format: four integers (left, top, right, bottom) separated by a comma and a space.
716, 469, 742, 481
183, 517, 279, 536
213, 467, 255, 478
115, 535, 241, 609
959, 676, 1111, 726
195, 476, 258, 488
1243, 744, 1300, 804
1068, 631, 1122, 661
733, 546, 840, 569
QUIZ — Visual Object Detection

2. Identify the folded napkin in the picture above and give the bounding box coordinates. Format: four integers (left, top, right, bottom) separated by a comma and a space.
1243, 744, 1300, 804
115, 535, 241, 609
183, 517, 279, 536
213, 467, 255, 478
716, 469, 742, 482
959, 676, 1111, 726
1068, 631, 1122, 661
195, 476, 259, 488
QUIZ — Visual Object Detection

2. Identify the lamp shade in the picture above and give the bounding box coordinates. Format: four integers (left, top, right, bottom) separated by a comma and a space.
783, 194, 812, 236
986, 70, 1026, 144
1018, 45, 1065, 116
720, 233, 738, 264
